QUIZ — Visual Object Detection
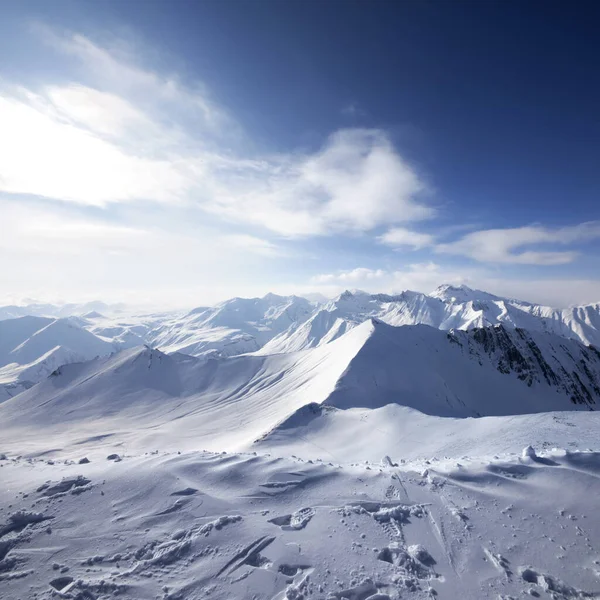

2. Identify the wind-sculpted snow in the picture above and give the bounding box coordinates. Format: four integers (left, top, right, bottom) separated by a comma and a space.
2, 447, 600, 600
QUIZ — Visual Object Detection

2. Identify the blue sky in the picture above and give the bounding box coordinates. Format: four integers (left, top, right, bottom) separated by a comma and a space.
1, 0, 599, 307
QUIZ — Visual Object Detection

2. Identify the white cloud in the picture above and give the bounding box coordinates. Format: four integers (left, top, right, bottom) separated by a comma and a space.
0, 92, 190, 206
46, 84, 155, 138
378, 227, 435, 250
0, 80, 433, 234
312, 267, 387, 284
222, 234, 284, 257
1, 27, 434, 236
437, 223, 600, 265
203, 129, 433, 236
36, 28, 233, 135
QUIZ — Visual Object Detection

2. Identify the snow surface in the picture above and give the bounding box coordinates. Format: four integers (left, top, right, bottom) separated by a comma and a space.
2, 445, 600, 600
2, 287, 600, 599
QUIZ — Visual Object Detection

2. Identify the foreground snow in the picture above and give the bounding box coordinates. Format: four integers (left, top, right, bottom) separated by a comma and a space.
2, 447, 600, 600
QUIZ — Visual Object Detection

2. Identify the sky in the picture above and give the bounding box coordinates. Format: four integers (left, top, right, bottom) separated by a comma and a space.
1, 0, 599, 309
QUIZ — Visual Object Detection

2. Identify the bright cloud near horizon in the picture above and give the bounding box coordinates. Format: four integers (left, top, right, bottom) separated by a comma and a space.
1, 5, 599, 309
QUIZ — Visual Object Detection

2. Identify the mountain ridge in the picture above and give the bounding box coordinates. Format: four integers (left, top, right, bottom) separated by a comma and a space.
2, 319, 599, 457
1, 285, 599, 401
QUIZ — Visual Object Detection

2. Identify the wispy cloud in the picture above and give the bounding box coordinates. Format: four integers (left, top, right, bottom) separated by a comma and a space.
0, 91, 189, 206
312, 267, 387, 284
203, 128, 434, 236
308, 263, 471, 296
378, 227, 435, 250
437, 222, 600, 265
222, 234, 285, 257
35, 25, 234, 136
0, 28, 435, 238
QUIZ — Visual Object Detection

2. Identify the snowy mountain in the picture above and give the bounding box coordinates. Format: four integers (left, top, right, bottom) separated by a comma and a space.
2, 320, 599, 455
0, 300, 126, 321
1, 285, 599, 408
2, 293, 600, 600
260, 286, 600, 353
0, 316, 116, 398
146, 293, 315, 357
1, 286, 599, 362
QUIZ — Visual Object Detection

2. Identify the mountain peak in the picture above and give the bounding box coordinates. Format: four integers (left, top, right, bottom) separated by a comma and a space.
430, 283, 496, 304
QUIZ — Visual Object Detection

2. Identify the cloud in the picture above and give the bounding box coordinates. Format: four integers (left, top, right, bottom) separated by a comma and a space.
0, 92, 190, 206
36, 27, 233, 136
0, 27, 434, 237
45, 84, 156, 138
312, 267, 387, 284
204, 129, 433, 236
310, 263, 470, 293
436, 222, 600, 265
222, 234, 284, 257
378, 227, 435, 250
0, 90, 432, 236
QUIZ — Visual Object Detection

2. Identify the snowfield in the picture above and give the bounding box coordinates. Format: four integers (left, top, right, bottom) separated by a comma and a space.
3, 447, 600, 600
1, 286, 600, 600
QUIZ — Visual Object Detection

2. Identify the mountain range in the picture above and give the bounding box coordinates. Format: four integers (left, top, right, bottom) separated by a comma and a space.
3, 285, 600, 600
1, 284, 600, 454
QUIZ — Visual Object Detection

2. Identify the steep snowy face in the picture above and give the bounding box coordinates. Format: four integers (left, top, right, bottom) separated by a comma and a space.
319, 321, 600, 417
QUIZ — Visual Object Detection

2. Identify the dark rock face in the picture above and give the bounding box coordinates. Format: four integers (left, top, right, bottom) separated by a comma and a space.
457, 325, 600, 408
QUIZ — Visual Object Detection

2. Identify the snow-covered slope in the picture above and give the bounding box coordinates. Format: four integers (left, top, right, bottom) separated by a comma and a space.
5, 286, 597, 362
0, 324, 369, 453
0, 316, 116, 396
4, 445, 600, 600
260, 285, 600, 354
147, 293, 315, 357
2, 320, 599, 459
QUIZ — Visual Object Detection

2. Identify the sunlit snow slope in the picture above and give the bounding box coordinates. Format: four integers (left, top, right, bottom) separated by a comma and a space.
2, 319, 599, 458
